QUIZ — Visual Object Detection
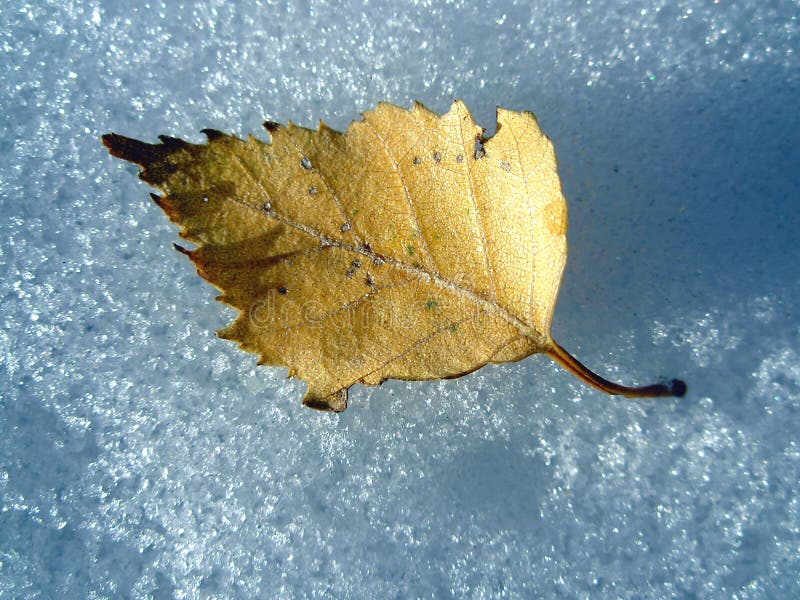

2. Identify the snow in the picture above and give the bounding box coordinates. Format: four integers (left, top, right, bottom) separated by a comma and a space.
2, 0, 799, 597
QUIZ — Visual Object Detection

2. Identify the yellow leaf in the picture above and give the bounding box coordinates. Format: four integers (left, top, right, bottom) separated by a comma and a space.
103, 101, 686, 411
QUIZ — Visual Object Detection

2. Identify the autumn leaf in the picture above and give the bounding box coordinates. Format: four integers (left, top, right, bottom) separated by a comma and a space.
103, 100, 685, 411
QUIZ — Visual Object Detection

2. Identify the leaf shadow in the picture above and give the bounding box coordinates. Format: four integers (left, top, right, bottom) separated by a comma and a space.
434, 440, 551, 533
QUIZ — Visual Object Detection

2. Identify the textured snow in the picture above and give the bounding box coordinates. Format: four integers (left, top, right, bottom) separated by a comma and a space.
2, 0, 799, 597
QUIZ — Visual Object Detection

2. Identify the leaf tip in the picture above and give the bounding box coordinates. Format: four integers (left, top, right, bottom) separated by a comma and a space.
450, 98, 467, 112
102, 132, 155, 165
102, 133, 189, 173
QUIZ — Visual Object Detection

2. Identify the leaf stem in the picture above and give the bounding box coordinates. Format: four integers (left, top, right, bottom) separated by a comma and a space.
547, 340, 686, 398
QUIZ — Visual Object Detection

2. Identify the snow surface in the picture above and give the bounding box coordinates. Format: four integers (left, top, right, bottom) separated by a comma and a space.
2, 0, 799, 597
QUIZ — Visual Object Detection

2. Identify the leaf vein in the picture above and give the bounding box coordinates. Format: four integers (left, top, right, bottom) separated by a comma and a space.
346, 309, 491, 389
283, 134, 364, 245
263, 279, 417, 337
457, 116, 497, 300
362, 119, 441, 276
